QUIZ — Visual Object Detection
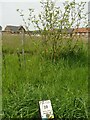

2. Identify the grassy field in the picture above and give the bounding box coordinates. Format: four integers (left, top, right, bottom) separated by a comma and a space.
2, 33, 88, 119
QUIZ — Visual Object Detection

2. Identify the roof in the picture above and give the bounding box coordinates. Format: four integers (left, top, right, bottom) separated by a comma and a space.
74, 28, 89, 33
5, 25, 25, 32
60, 28, 74, 34
67, 28, 74, 34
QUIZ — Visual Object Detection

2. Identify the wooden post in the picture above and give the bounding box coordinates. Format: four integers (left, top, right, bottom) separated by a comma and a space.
21, 28, 26, 68
21, 28, 25, 56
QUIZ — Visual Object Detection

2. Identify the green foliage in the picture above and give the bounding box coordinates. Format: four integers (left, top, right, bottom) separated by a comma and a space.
17, 0, 87, 62
2, 53, 88, 119
2, 34, 88, 119
2, 0, 88, 119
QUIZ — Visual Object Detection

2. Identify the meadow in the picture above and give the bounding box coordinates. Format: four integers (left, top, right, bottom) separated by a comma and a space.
2, 33, 88, 119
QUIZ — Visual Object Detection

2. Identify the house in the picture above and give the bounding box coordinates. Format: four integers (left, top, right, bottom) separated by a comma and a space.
73, 28, 89, 36
67, 28, 74, 37
0, 26, 2, 31
59, 28, 74, 37
4, 25, 25, 34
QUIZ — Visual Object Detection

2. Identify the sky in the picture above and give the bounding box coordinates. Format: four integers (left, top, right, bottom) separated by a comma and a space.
0, 0, 89, 30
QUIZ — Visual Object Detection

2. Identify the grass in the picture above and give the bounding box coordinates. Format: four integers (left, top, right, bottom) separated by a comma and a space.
2, 33, 88, 119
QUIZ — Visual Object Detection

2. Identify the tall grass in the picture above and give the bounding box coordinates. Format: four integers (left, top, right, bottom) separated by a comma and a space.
2, 34, 88, 119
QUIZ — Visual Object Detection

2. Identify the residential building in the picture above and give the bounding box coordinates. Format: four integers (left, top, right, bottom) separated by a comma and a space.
4, 25, 25, 33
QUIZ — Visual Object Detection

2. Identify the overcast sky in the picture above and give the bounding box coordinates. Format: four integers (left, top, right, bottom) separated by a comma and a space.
0, 0, 89, 30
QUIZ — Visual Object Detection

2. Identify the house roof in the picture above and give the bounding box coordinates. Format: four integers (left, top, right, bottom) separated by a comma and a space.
60, 28, 74, 34
74, 28, 89, 33
5, 25, 25, 32
60, 28, 90, 34
67, 28, 74, 34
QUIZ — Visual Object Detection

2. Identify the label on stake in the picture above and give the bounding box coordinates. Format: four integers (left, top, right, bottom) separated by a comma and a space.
39, 100, 54, 119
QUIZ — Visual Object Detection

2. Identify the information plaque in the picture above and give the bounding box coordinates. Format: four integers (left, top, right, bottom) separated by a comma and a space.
39, 100, 54, 119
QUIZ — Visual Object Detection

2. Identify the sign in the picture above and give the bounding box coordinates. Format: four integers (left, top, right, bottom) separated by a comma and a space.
39, 100, 54, 119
